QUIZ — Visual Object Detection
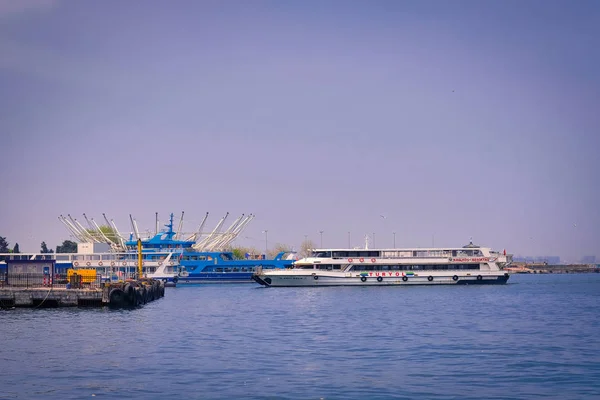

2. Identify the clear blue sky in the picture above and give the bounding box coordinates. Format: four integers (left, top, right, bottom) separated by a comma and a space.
1, 0, 598, 261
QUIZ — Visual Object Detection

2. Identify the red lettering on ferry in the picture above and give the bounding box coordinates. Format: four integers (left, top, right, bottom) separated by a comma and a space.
388, 272, 393, 276
396, 272, 400, 276
369, 272, 373, 276
451, 257, 490, 263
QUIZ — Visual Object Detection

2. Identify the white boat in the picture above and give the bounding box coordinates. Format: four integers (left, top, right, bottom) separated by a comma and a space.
252, 241, 512, 287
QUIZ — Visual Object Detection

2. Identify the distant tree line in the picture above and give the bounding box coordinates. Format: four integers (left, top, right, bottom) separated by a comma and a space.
228, 243, 297, 260
0, 236, 78, 254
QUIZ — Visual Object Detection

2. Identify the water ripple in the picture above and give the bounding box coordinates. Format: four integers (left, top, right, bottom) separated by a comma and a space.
1, 274, 599, 399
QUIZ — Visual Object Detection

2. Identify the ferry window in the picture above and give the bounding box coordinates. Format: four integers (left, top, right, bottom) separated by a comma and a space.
348, 251, 359, 257
333, 265, 342, 270
333, 251, 348, 258
314, 251, 331, 258
224, 268, 231, 272
221, 253, 233, 261
215, 268, 223, 272
241, 268, 248, 272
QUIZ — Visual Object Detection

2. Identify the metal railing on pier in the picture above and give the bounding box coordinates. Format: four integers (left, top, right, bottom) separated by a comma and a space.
0, 273, 103, 289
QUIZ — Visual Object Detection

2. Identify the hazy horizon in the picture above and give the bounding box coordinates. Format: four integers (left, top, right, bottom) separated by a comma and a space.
1, 0, 599, 262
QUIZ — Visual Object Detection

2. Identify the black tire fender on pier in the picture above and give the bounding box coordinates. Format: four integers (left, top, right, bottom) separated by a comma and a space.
173, 276, 179, 284
452, 275, 459, 281
477, 275, 483, 281
360, 276, 367, 282
313, 275, 319, 280
377, 276, 383, 282
108, 288, 126, 307
427, 276, 434, 282
402, 276, 408, 282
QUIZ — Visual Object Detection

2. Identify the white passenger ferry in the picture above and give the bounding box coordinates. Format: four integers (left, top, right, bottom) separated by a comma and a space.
252, 241, 511, 287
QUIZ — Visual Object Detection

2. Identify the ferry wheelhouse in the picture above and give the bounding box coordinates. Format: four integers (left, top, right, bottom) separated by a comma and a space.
252, 241, 512, 287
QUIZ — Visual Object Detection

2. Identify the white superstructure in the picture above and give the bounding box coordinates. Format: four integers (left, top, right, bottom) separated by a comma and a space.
252, 242, 512, 287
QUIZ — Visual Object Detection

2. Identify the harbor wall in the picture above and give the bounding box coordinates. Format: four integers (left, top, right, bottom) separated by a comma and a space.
508, 263, 599, 274
0, 275, 165, 308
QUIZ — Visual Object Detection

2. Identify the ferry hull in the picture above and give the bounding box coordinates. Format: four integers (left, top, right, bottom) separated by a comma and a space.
252, 273, 510, 287
176, 272, 256, 284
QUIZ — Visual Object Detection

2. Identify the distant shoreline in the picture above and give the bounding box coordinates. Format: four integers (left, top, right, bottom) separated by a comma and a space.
506, 264, 599, 274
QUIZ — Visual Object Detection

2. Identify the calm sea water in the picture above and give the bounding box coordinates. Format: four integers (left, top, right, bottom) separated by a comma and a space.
1, 273, 599, 399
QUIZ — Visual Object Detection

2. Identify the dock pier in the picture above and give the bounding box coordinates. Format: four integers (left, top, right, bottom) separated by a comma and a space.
0, 275, 165, 308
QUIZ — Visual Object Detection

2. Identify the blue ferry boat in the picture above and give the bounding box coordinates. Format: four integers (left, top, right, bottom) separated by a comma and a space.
131, 214, 296, 284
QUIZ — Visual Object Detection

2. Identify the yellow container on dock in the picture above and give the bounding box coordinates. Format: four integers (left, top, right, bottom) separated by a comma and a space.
67, 269, 98, 283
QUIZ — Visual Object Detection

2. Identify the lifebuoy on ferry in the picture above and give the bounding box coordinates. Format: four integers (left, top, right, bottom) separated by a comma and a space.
110, 261, 115, 267
170, 261, 174, 265
428, 276, 433, 282
98, 261, 103, 266
86, 262, 91, 267
122, 262, 127, 266
348, 258, 353, 263
371, 258, 376, 263
359, 258, 364, 263
360, 276, 367, 282
452, 275, 459, 281
377, 276, 383, 282
402, 276, 408, 282
74, 262, 79, 267
477, 275, 483, 281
